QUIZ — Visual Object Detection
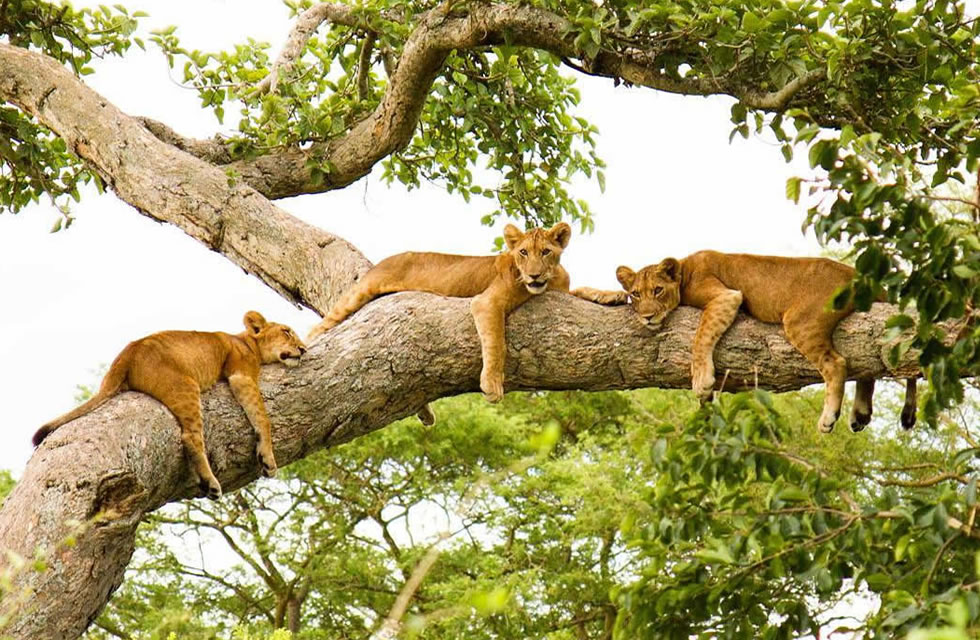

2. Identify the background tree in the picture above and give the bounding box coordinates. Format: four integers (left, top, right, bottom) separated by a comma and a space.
83, 387, 980, 639
1, 0, 979, 637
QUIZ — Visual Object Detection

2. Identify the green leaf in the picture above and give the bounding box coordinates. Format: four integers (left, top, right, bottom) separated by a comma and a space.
865, 573, 892, 592
741, 11, 763, 32
952, 265, 977, 279
786, 176, 802, 203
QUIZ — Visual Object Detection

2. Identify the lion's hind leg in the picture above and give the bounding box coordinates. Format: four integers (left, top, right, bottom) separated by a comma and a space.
155, 377, 223, 499
783, 308, 848, 434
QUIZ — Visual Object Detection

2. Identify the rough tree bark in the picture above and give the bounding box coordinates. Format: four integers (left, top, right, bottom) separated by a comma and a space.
0, 295, 920, 639
0, 43, 371, 310
0, 8, 929, 640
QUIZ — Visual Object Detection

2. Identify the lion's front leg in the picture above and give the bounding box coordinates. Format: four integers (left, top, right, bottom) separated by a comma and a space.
571, 287, 629, 306
691, 289, 743, 402
470, 288, 516, 403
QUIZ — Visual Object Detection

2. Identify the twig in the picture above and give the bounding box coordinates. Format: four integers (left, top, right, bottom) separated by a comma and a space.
370, 533, 449, 640
357, 31, 377, 101
921, 531, 961, 594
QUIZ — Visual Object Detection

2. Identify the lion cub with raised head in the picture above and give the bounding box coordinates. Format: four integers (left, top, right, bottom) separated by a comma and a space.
574, 251, 916, 433
34, 311, 307, 499
308, 222, 572, 404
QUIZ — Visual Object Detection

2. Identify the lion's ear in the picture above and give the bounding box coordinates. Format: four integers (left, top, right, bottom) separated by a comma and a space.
244, 311, 267, 335
548, 222, 572, 249
658, 258, 681, 282
615, 266, 636, 290
503, 224, 524, 250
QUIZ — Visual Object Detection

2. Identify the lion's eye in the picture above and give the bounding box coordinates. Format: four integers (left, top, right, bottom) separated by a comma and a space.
654, 286, 664, 297
631, 290, 640, 299
542, 248, 551, 256
519, 249, 528, 256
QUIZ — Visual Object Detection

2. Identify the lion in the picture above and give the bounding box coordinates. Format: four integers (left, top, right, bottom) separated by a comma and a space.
33, 311, 307, 499
308, 222, 572, 406
573, 251, 917, 433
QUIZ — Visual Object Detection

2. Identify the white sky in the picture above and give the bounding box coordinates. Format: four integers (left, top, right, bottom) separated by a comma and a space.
5, 0, 973, 475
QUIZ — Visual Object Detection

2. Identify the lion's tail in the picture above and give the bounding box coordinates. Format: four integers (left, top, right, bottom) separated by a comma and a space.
32, 346, 132, 447
307, 277, 385, 340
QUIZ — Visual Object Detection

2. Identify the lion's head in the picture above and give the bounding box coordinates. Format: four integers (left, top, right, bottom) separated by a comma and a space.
616, 258, 682, 330
503, 222, 571, 295
244, 311, 307, 367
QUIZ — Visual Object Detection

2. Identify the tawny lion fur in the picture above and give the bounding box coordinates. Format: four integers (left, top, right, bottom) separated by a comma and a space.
34, 311, 307, 499
308, 223, 573, 405
573, 251, 916, 433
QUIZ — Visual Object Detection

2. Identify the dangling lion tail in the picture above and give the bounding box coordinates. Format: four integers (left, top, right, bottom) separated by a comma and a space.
32, 346, 132, 447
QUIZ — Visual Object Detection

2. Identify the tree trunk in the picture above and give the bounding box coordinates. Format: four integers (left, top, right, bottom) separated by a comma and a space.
0, 293, 920, 639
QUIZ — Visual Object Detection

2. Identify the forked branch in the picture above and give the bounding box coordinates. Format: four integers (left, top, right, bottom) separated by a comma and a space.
136, 2, 829, 201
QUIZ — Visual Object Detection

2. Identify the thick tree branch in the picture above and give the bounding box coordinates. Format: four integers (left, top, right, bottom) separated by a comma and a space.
136, 2, 827, 201
0, 295, 922, 639
0, 42, 370, 313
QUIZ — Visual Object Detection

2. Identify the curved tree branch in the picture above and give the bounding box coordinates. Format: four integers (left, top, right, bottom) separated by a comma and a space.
135, 2, 828, 201
0, 294, 922, 638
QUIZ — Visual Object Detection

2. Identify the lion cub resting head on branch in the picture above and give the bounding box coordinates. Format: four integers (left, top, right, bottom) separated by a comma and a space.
34, 311, 307, 499
308, 222, 573, 410
574, 250, 916, 433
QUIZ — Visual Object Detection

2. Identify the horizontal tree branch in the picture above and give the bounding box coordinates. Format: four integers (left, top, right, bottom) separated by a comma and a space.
0, 294, 920, 638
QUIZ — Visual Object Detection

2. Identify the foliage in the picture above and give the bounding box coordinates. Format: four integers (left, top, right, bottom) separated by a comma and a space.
147, 3, 602, 231
619, 387, 980, 639
85, 386, 980, 639
87, 391, 667, 639
0, 471, 14, 505
0, 1, 141, 223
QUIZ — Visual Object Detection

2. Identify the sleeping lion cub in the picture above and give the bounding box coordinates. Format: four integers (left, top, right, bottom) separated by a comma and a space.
34, 311, 307, 499
574, 251, 916, 433
308, 223, 572, 406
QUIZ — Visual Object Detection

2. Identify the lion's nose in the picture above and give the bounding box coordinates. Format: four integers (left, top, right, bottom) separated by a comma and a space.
528, 273, 543, 280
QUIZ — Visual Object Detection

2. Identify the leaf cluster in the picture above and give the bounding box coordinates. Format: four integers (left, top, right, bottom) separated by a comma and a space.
0, 0, 140, 221
618, 389, 980, 639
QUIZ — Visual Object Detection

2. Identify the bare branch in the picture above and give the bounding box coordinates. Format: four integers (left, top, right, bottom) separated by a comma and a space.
370, 534, 448, 640
251, 3, 389, 96
135, 116, 233, 164
357, 31, 378, 101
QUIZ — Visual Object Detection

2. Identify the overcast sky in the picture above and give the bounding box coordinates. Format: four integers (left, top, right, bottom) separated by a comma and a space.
6, 0, 972, 475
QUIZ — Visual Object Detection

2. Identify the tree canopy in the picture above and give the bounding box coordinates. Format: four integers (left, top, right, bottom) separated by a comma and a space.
80, 388, 980, 639
1, 0, 980, 638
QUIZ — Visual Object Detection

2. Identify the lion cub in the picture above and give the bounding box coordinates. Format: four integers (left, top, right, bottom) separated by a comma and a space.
34, 311, 307, 499
574, 251, 916, 433
308, 223, 572, 405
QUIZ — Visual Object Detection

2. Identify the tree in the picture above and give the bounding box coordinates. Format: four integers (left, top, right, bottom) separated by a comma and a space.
1, 0, 979, 637
87, 388, 980, 639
